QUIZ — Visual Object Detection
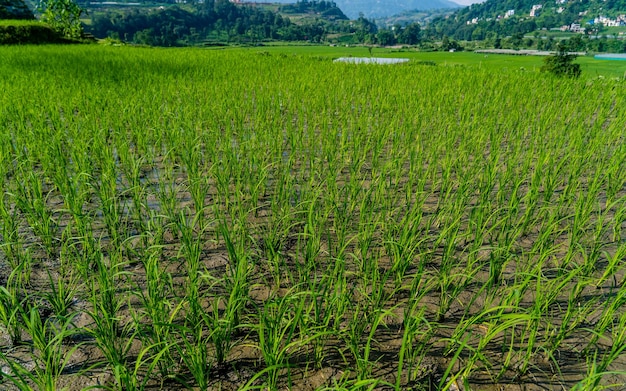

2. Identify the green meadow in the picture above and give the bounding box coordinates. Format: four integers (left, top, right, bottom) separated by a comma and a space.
0, 44, 626, 391
249, 44, 626, 78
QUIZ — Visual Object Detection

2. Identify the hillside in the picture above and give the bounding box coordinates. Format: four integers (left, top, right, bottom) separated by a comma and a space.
375, 8, 457, 27
0, 0, 34, 19
276, 1, 348, 21
430, 0, 626, 40
260, 0, 461, 19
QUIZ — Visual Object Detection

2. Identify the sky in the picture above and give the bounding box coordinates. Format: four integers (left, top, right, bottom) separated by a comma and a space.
454, 0, 485, 5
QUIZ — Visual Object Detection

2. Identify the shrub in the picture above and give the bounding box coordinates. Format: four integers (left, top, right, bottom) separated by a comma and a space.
541, 45, 582, 78
0, 21, 67, 44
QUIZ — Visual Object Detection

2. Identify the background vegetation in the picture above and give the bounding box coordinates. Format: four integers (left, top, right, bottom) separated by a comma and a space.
0, 19, 69, 43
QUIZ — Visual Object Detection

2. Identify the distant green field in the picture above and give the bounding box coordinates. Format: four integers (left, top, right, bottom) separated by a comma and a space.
247, 44, 626, 78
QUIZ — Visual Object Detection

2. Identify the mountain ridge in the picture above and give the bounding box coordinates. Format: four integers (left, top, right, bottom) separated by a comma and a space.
0, 0, 34, 19
255, 0, 461, 19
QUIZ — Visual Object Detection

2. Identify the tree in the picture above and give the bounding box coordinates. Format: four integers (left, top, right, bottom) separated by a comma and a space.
541, 44, 581, 78
568, 34, 585, 52
376, 29, 396, 46
398, 23, 420, 45
39, 0, 83, 38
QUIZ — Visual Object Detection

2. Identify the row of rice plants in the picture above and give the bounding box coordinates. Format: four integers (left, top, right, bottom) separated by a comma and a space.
0, 45, 626, 390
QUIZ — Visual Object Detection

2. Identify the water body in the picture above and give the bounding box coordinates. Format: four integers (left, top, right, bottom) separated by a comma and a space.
594, 54, 626, 61
334, 57, 410, 65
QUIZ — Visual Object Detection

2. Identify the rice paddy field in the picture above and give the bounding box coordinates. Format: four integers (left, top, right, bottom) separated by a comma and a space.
1, 45, 626, 391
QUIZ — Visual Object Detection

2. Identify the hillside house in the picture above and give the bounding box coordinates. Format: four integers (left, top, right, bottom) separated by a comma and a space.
530, 4, 542, 17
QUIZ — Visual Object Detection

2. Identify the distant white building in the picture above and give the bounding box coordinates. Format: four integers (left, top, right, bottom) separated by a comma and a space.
560, 23, 584, 32
505, 9, 515, 18
594, 15, 626, 27
530, 4, 542, 17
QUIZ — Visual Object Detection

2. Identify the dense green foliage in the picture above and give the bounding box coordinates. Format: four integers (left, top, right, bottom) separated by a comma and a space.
541, 46, 582, 78
0, 20, 69, 43
0, 45, 626, 391
39, 0, 84, 38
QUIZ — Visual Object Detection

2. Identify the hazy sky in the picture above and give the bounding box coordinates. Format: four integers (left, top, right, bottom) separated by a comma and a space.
454, 0, 485, 5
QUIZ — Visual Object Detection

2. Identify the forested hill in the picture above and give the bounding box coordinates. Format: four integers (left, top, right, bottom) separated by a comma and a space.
88, 0, 354, 46
0, 0, 34, 19
278, 0, 348, 20
430, 0, 626, 40
265, 0, 461, 19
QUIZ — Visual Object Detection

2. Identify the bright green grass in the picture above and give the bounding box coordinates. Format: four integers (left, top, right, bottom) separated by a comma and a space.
0, 20, 39, 27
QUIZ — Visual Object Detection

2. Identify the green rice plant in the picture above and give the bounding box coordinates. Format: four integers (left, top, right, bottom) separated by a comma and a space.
51, 150, 93, 242
0, 348, 36, 391
383, 204, 426, 288
611, 201, 626, 242
343, 302, 395, 382
92, 144, 123, 246
13, 305, 81, 390
597, 309, 626, 374
298, 276, 337, 368
253, 288, 311, 390
0, 189, 22, 266
176, 210, 205, 327
90, 340, 173, 391
178, 138, 210, 225
41, 270, 80, 320
576, 311, 626, 390
585, 285, 626, 353
445, 307, 531, 385
434, 216, 465, 322
11, 169, 58, 256
396, 302, 433, 389
437, 333, 473, 391
217, 221, 252, 333
200, 295, 235, 367
173, 324, 212, 389
597, 242, 626, 288
0, 279, 24, 346
132, 246, 180, 379
117, 143, 149, 242
543, 286, 597, 363
199, 253, 252, 367
154, 154, 181, 225
528, 208, 568, 264
318, 377, 386, 391
86, 250, 137, 388
572, 351, 626, 391
298, 196, 327, 279
257, 209, 299, 289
